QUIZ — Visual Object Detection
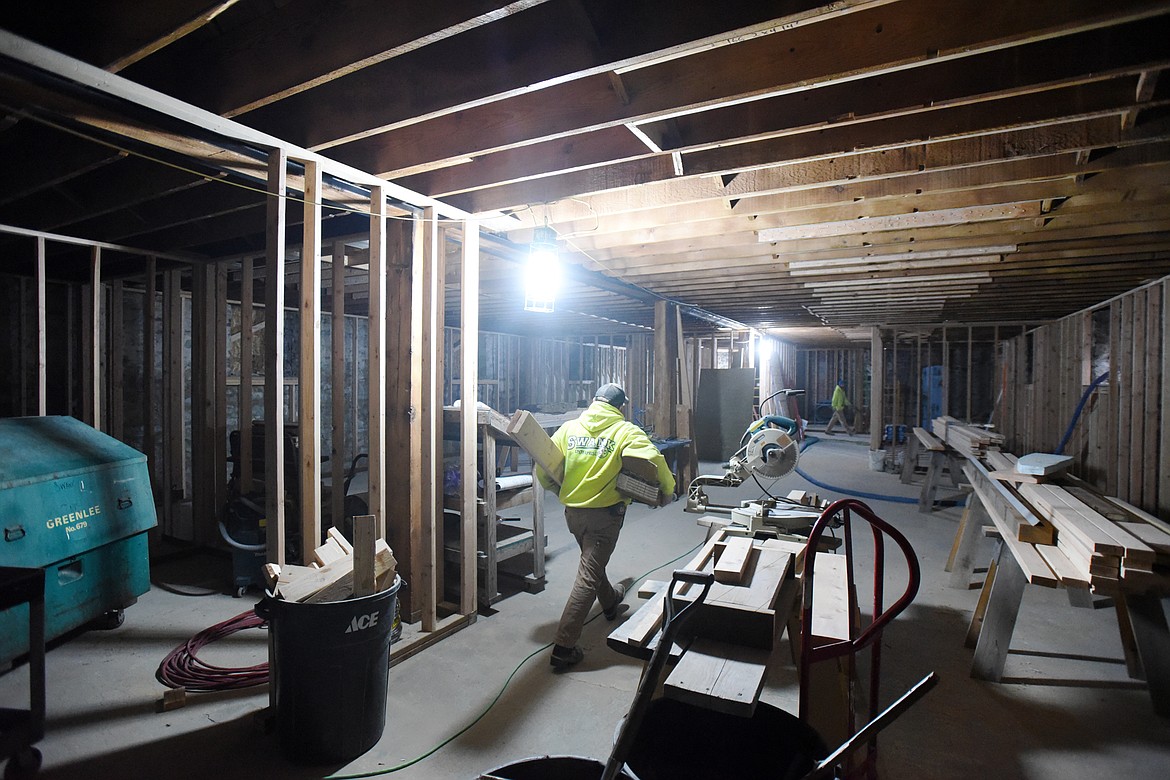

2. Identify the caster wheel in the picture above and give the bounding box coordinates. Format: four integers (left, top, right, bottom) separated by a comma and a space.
4, 746, 42, 780
93, 609, 124, 630
235, 586, 248, 598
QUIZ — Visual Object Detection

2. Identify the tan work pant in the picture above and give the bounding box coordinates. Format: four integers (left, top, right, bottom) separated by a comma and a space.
825, 408, 853, 435
554, 503, 625, 648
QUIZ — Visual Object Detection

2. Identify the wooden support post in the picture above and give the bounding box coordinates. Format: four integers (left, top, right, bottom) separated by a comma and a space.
239, 257, 254, 493
419, 206, 440, 630
869, 327, 883, 453
163, 270, 185, 535
459, 219, 480, 615
85, 247, 102, 430
368, 186, 387, 542
191, 265, 209, 541
653, 300, 673, 437
971, 546, 1028, 682
387, 219, 420, 622
300, 160, 323, 557
35, 237, 46, 415
144, 257, 158, 499
1126, 593, 1170, 717
213, 264, 228, 541
330, 241, 346, 533
109, 280, 124, 439
264, 150, 288, 566
1161, 280, 1170, 518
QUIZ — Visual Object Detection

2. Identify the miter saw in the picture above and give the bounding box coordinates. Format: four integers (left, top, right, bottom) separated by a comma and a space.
686, 391, 826, 536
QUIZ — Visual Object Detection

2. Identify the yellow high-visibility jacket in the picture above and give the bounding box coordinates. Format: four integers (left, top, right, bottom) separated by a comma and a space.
832, 385, 850, 411
535, 400, 675, 508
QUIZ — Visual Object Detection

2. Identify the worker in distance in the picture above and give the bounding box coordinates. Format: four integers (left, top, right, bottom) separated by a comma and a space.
824, 378, 855, 436
536, 383, 676, 670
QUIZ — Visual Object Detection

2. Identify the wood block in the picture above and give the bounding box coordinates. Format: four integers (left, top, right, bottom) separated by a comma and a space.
637, 580, 667, 599
664, 637, 769, 717
352, 514, 377, 598
506, 409, 564, 485
279, 539, 396, 603
312, 537, 349, 567
159, 687, 187, 712
809, 553, 852, 642
1015, 452, 1073, 476
1017, 518, 1056, 546
304, 540, 397, 603
327, 526, 353, 555
713, 536, 754, 584
676, 547, 794, 650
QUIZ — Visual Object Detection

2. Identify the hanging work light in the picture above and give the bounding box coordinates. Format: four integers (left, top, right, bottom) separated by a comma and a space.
524, 226, 560, 312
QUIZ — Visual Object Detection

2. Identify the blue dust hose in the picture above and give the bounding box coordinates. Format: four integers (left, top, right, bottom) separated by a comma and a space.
794, 435, 920, 505
1054, 371, 1109, 455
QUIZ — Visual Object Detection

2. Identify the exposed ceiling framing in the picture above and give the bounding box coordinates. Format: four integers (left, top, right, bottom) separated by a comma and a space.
2, 0, 1170, 344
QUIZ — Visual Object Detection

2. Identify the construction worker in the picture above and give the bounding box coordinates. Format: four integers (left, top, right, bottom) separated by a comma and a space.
824, 378, 855, 435
536, 382, 676, 670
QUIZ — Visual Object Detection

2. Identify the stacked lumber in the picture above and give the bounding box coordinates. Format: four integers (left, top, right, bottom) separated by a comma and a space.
984, 452, 1164, 592
930, 416, 1004, 458
610, 529, 794, 653
264, 517, 398, 603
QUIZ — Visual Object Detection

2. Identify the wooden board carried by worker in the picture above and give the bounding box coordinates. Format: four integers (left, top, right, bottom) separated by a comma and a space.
617, 455, 664, 506
506, 409, 564, 485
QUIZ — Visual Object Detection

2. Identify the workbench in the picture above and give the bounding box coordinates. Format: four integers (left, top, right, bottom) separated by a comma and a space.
442, 407, 551, 606
0, 566, 45, 778
948, 448, 1170, 717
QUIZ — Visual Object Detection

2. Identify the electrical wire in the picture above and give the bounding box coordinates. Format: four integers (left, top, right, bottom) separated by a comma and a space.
155, 609, 269, 692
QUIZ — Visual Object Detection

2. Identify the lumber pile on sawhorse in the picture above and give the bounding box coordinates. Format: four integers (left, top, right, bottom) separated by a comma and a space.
948, 449, 1170, 717
903, 425, 968, 513
930, 415, 1004, 458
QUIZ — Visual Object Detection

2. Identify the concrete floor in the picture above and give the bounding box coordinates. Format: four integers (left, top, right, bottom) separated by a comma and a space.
3, 436, 1169, 779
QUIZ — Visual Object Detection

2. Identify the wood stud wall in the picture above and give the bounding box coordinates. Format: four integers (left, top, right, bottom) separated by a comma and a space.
997, 276, 1169, 516
18, 220, 1166, 654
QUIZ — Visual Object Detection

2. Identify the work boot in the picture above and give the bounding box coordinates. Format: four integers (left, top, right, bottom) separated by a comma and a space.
604, 577, 635, 621
550, 644, 584, 670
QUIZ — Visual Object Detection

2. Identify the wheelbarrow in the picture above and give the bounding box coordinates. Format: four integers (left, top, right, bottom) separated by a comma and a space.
479, 567, 937, 780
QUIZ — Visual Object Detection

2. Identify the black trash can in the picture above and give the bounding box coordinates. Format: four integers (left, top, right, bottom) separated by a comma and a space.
622, 698, 827, 780
259, 576, 401, 764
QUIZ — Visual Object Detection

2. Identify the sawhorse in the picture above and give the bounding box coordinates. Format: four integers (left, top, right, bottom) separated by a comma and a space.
902, 426, 965, 512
